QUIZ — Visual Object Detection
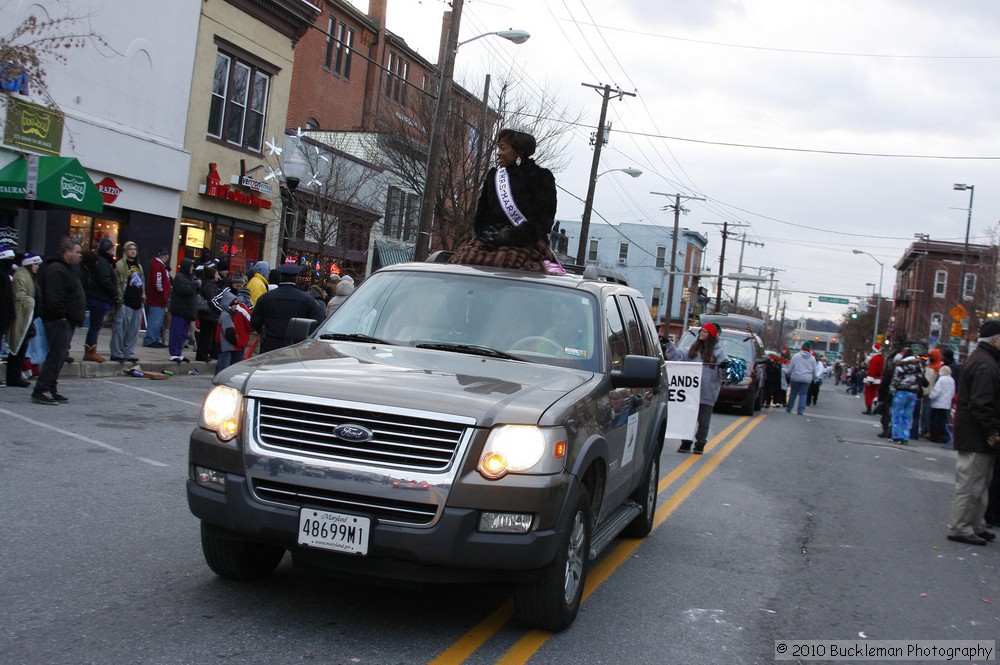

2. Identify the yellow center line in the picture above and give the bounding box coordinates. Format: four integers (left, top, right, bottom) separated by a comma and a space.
430, 413, 767, 665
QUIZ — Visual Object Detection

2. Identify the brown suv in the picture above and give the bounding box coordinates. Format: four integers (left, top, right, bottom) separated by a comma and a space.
187, 261, 668, 631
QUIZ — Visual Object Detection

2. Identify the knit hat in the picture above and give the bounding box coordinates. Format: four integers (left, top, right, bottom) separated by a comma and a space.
157, 247, 170, 256
979, 319, 1000, 339
229, 271, 245, 284
98, 237, 114, 253
20, 252, 42, 266
801, 341, 811, 350
701, 322, 721, 338
0, 245, 13, 261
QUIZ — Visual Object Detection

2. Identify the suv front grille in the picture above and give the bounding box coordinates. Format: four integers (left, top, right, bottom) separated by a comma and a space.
254, 396, 467, 471
252, 479, 436, 525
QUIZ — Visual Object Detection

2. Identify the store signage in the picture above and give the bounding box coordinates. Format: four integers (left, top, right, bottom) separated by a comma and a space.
198, 162, 272, 210
4, 97, 63, 156
231, 174, 272, 195
96, 176, 123, 204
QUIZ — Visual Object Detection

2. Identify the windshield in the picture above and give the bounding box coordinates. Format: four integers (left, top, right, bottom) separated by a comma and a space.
316, 270, 602, 372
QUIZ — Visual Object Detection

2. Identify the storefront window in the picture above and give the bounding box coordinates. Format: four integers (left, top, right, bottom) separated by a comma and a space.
71, 214, 120, 252
179, 211, 264, 274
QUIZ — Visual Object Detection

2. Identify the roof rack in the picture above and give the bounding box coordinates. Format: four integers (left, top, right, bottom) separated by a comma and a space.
565, 263, 628, 285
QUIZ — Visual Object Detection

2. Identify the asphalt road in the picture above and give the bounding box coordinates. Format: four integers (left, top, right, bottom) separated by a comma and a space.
1, 375, 996, 664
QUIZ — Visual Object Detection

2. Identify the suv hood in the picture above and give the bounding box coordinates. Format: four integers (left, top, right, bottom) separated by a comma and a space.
226, 339, 592, 425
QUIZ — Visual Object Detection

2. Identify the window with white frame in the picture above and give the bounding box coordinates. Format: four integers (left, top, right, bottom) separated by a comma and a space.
385, 186, 418, 241
963, 273, 976, 301
207, 48, 271, 152
655, 245, 666, 269
933, 269, 947, 297
652, 286, 661, 310
324, 18, 353, 77
618, 242, 629, 265
588, 239, 599, 263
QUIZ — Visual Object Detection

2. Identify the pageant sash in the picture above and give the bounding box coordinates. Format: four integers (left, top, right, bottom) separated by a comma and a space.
495, 167, 527, 227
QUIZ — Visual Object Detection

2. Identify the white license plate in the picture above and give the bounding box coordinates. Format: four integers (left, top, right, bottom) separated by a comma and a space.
298, 509, 370, 555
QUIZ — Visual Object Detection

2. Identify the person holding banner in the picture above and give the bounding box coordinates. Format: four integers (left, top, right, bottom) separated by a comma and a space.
448, 128, 559, 273
663, 322, 730, 454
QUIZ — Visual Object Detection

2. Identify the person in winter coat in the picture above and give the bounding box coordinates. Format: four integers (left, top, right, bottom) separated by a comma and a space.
889, 347, 925, 444
875, 347, 898, 438
33, 238, 85, 404
325, 275, 354, 317
5, 253, 42, 387
946, 319, 1000, 546
662, 322, 730, 454
863, 345, 886, 414
928, 365, 956, 444
786, 342, 818, 415
250, 264, 325, 353
917, 348, 944, 439
143, 247, 171, 348
0, 246, 16, 383
447, 128, 559, 273
196, 266, 221, 362
246, 261, 269, 306
82, 236, 117, 362
213, 289, 252, 374
109, 240, 144, 363
168, 258, 197, 363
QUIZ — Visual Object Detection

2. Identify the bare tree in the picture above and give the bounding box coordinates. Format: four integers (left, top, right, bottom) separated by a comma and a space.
373, 73, 582, 251
264, 132, 385, 279
0, 7, 108, 117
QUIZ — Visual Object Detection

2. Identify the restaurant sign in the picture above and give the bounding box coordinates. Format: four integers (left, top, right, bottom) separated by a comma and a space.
198, 163, 272, 210
4, 97, 64, 156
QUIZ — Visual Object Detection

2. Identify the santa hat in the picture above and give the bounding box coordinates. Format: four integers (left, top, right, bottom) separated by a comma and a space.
0, 245, 13, 261
702, 322, 721, 338
20, 253, 42, 266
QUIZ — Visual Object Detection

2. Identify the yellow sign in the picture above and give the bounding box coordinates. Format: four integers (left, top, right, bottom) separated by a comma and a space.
951, 322, 964, 337
950, 303, 968, 320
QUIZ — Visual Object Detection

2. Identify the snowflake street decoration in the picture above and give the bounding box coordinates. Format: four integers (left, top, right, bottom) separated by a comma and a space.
264, 137, 282, 156
263, 166, 281, 181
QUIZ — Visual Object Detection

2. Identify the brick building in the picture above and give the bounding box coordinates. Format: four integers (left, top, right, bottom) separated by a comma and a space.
891, 238, 997, 356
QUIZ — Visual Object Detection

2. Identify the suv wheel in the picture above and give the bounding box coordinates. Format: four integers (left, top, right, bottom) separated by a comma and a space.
514, 484, 592, 632
622, 452, 659, 538
200, 522, 285, 580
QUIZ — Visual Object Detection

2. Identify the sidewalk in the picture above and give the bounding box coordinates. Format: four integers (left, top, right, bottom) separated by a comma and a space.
58, 325, 216, 379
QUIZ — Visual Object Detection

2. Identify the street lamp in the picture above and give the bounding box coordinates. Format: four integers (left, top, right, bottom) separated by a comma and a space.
953, 183, 974, 306
574, 168, 643, 265
280, 148, 308, 265
412, 7, 531, 262
853, 249, 884, 350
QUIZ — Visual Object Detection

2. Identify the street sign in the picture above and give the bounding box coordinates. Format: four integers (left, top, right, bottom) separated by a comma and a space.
818, 296, 850, 305
951, 322, 964, 337
950, 303, 968, 320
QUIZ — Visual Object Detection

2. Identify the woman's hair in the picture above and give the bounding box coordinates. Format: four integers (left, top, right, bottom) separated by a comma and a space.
497, 128, 536, 158
688, 335, 718, 364
203, 266, 217, 280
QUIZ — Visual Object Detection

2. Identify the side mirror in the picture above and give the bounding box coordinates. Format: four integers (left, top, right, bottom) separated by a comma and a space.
610, 355, 662, 388
286, 317, 319, 344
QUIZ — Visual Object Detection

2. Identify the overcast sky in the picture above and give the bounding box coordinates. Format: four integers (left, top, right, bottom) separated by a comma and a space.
351, 0, 1000, 323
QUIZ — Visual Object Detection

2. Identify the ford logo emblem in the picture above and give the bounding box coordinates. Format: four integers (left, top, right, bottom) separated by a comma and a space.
332, 424, 374, 442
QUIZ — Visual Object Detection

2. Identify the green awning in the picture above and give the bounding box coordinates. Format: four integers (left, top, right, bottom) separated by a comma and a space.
0, 156, 103, 213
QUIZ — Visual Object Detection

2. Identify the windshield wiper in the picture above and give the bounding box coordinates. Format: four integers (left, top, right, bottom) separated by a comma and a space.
414, 342, 517, 360
319, 333, 388, 344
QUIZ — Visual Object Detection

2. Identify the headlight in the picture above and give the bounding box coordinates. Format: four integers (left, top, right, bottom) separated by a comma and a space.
200, 385, 242, 443
478, 425, 567, 480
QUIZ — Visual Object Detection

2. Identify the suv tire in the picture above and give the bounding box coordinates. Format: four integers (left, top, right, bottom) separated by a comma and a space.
622, 451, 659, 538
201, 522, 285, 580
514, 484, 592, 631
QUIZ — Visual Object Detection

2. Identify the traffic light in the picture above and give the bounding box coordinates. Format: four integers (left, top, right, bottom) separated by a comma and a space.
850, 309, 858, 319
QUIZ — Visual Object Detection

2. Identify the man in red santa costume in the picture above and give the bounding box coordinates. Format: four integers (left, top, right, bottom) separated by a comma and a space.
863, 344, 886, 415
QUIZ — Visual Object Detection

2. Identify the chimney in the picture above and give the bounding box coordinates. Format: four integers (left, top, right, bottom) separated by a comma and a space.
438, 11, 451, 68
368, 0, 388, 33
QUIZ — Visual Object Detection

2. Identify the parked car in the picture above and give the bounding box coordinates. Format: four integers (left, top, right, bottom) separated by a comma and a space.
677, 314, 767, 415
187, 261, 669, 631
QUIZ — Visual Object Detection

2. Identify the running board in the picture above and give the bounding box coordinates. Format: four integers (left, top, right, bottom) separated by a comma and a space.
589, 500, 642, 559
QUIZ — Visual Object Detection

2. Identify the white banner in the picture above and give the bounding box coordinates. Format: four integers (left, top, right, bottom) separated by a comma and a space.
665, 361, 702, 440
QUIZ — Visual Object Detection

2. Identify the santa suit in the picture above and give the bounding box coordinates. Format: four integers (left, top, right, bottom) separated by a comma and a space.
864, 349, 886, 410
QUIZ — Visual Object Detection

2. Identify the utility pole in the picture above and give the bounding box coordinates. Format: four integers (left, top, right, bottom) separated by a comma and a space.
704, 221, 748, 313
651, 191, 705, 336
576, 83, 636, 265
732, 233, 764, 305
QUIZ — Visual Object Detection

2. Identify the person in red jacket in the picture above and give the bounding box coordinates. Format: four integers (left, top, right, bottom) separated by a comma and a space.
143, 247, 171, 348
863, 344, 886, 415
